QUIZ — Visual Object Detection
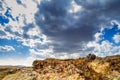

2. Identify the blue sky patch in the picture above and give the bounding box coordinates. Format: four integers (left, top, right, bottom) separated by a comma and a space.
16, 0, 22, 4
100, 24, 120, 44
0, 39, 30, 58
0, 15, 9, 26
4, 7, 15, 21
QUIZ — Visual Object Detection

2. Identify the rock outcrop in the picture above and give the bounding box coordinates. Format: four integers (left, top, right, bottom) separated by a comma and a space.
1, 54, 120, 80
33, 54, 120, 80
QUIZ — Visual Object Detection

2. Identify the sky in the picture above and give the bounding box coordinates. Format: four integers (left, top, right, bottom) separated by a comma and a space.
0, 0, 120, 66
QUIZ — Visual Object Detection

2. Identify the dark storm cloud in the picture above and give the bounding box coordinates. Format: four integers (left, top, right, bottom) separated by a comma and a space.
75, 0, 120, 18
35, 0, 120, 54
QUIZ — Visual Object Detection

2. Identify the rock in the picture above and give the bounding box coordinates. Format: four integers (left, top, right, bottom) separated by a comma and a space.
87, 53, 96, 61
88, 60, 110, 74
1, 55, 120, 80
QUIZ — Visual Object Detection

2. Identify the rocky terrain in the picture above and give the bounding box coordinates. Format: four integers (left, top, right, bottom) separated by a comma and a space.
0, 66, 21, 80
0, 54, 120, 80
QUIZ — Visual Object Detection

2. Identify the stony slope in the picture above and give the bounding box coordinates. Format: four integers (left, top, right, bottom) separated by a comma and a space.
1, 54, 120, 80
0, 67, 20, 80
2, 67, 37, 80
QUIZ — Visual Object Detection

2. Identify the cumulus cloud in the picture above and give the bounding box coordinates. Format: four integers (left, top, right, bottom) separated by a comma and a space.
87, 40, 120, 57
35, 0, 120, 56
0, 45, 15, 52
0, 0, 43, 49
0, 57, 35, 66
87, 26, 120, 57
3, 0, 38, 24
68, 0, 82, 13
35, 0, 97, 54
0, 0, 120, 62
29, 48, 55, 59
113, 33, 120, 44
0, 0, 39, 35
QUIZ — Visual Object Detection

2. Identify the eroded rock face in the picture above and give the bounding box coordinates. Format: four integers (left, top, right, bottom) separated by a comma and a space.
2, 67, 37, 80
33, 55, 120, 80
1, 54, 120, 80
88, 60, 110, 74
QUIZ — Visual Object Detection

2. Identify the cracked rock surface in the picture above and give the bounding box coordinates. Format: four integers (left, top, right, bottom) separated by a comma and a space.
1, 54, 120, 80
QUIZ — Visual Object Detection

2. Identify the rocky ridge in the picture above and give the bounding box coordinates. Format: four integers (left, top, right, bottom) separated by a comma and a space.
1, 54, 120, 80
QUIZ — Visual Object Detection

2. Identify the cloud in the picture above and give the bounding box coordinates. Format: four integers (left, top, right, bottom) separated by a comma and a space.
29, 48, 55, 59
68, 0, 82, 13
87, 28, 120, 57
35, 0, 120, 55
87, 39, 120, 57
0, 57, 35, 66
0, 0, 43, 49
113, 33, 120, 44
35, 0, 98, 54
0, 0, 38, 27
29, 47, 88, 60
0, 0, 120, 62
0, 45, 15, 52
26, 26, 41, 38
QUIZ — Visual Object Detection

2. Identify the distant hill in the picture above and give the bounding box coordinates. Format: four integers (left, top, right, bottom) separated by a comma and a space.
0, 65, 25, 68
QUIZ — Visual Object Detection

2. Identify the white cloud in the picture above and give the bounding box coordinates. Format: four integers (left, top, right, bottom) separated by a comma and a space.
3, 0, 38, 25
0, 0, 47, 49
55, 52, 84, 59
29, 46, 88, 60
94, 32, 103, 42
87, 39, 120, 57
17, 33, 50, 48
113, 33, 120, 44
27, 26, 41, 38
0, 57, 35, 66
0, 45, 15, 52
86, 25, 120, 57
18, 38, 41, 48
0, 25, 24, 40
29, 45, 54, 59
68, 0, 82, 13
0, 0, 39, 36
93, 41, 113, 56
